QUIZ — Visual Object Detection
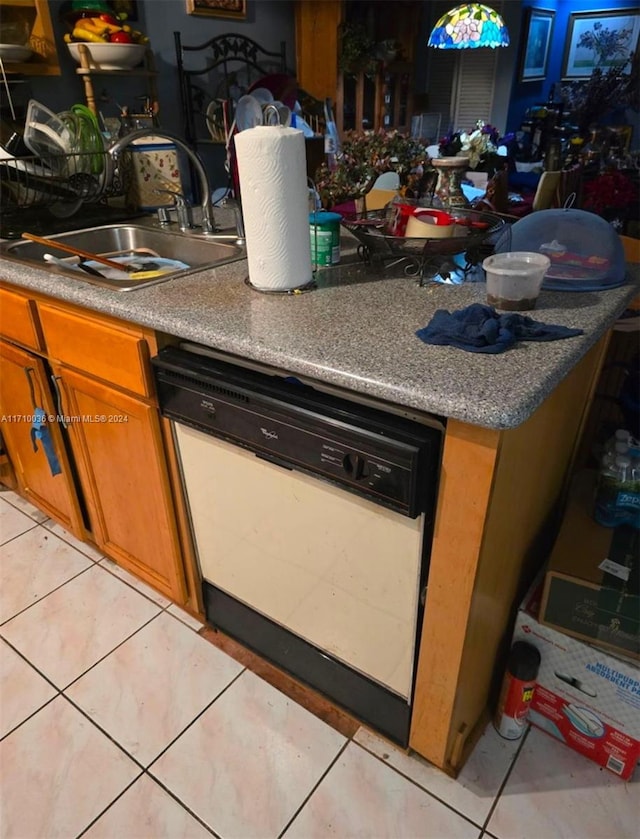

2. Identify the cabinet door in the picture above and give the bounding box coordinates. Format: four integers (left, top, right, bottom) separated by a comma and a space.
0, 287, 44, 351
0, 340, 84, 535
53, 364, 187, 603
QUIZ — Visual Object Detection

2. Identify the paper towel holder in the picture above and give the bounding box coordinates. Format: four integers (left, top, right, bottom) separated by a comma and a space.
244, 276, 317, 295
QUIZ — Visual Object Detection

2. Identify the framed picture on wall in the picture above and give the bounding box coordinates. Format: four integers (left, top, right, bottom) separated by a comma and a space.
519, 8, 555, 82
562, 9, 640, 79
186, 0, 247, 19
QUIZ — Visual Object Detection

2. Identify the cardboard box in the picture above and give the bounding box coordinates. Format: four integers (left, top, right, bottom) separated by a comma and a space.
514, 580, 640, 780
540, 473, 639, 660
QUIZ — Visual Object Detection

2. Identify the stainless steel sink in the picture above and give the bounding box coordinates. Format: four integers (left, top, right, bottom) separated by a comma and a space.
0, 224, 246, 291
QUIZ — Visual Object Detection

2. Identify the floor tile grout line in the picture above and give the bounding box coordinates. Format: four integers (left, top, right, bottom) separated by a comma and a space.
0, 495, 101, 564
39, 520, 105, 564
137, 771, 223, 839
62, 663, 247, 774
480, 726, 531, 835
164, 602, 206, 631
74, 770, 147, 839
349, 738, 486, 831
1, 544, 167, 629
59, 608, 165, 693
0, 521, 41, 548
0, 555, 97, 627
277, 738, 351, 839
0, 495, 49, 527
144, 666, 247, 770
95, 557, 174, 610
58, 692, 149, 771
0, 691, 60, 742
0, 632, 62, 691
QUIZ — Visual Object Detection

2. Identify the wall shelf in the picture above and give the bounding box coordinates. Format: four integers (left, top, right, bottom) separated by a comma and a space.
0, 0, 60, 76
73, 43, 158, 116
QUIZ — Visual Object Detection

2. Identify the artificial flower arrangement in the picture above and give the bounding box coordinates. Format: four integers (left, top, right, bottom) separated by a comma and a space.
438, 120, 502, 169
314, 129, 432, 208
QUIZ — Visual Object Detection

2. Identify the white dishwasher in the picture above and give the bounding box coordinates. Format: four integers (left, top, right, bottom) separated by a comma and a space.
152, 345, 442, 745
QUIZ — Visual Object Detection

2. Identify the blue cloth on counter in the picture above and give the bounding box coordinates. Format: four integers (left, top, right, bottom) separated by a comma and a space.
416, 303, 584, 354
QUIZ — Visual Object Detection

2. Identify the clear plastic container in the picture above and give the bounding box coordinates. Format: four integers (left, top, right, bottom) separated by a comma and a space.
482, 251, 551, 311
24, 100, 74, 172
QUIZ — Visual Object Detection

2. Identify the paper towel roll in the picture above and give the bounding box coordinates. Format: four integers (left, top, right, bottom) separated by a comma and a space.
234, 126, 313, 291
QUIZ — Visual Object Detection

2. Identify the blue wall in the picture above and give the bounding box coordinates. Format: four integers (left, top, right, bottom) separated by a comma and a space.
506, 0, 638, 133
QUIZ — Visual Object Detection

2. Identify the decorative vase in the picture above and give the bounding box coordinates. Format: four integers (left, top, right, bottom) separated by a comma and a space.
432, 156, 470, 208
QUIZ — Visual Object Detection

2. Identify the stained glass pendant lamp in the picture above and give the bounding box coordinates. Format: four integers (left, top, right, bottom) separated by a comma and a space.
428, 3, 510, 49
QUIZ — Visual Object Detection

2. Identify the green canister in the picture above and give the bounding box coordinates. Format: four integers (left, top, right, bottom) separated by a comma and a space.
309, 211, 341, 267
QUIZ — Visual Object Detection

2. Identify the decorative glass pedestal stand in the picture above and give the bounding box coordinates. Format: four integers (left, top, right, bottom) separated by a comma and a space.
432, 156, 470, 208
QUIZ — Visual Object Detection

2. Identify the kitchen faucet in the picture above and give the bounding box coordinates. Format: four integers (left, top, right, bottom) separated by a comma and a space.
108, 128, 217, 235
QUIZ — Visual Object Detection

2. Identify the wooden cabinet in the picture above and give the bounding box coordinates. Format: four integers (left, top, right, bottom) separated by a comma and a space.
0, 0, 60, 76
0, 286, 44, 351
0, 340, 84, 534
49, 362, 186, 600
410, 338, 609, 774
0, 284, 190, 606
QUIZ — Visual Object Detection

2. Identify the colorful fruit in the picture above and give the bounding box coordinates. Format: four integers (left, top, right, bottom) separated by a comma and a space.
71, 26, 110, 43
109, 30, 133, 43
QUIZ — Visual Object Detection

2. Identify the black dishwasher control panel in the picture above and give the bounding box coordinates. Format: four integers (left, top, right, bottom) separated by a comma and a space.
152, 346, 442, 519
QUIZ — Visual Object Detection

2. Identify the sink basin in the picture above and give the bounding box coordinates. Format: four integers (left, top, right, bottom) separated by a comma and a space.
0, 224, 246, 291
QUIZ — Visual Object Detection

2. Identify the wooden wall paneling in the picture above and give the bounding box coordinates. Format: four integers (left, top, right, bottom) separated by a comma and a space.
294, 0, 343, 102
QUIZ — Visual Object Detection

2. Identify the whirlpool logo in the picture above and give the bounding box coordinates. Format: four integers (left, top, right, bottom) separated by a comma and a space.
260, 427, 279, 441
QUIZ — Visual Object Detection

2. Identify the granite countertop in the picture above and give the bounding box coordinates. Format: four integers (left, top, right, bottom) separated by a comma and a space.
1, 239, 638, 430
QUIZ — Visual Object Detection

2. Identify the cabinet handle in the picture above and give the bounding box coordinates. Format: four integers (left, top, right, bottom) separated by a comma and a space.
23, 366, 40, 410
50, 375, 68, 429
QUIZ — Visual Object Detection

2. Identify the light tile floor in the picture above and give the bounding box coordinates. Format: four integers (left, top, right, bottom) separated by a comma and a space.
1, 490, 638, 839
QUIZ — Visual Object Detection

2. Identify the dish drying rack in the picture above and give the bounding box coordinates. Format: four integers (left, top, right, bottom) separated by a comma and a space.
0, 149, 127, 215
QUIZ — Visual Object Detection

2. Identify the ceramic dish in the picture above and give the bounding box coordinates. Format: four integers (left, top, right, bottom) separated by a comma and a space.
67, 42, 146, 70
0, 44, 33, 62
250, 87, 274, 105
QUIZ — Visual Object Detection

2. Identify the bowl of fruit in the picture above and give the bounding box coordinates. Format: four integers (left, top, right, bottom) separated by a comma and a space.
64, 3, 149, 69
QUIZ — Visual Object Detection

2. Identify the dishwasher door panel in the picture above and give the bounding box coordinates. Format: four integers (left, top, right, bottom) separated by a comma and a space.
174, 423, 424, 699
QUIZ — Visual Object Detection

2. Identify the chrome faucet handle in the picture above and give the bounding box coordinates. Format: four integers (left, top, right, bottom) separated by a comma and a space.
154, 188, 195, 231
220, 195, 245, 245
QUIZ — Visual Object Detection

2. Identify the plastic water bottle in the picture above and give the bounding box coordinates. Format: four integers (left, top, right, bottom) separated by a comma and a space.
594, 454, 640, 528
601, 439, 630, 469
601, 428, 631, 468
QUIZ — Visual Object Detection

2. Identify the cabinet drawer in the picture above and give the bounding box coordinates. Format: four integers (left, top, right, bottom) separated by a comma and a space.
0, 287, 44, 351
37, 303, 152, 397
